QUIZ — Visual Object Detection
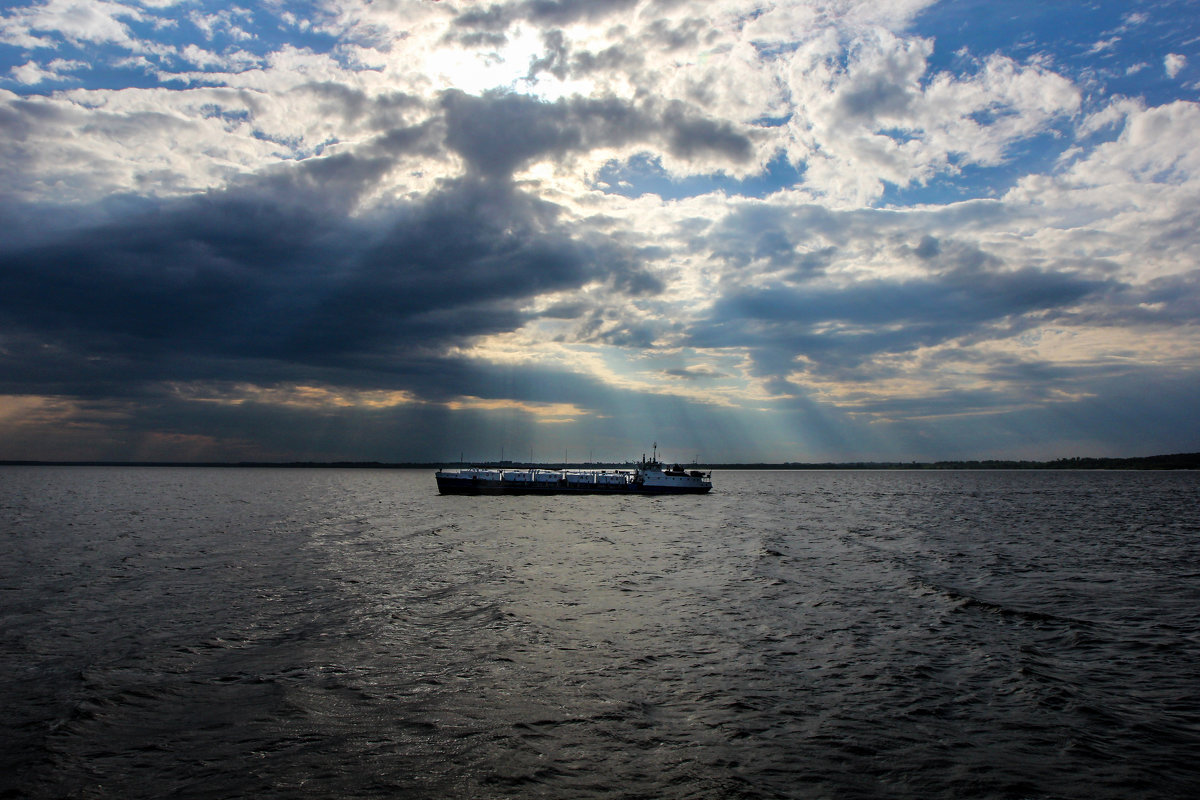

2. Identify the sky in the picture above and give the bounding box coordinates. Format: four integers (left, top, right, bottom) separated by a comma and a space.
1, 0, 1199, 464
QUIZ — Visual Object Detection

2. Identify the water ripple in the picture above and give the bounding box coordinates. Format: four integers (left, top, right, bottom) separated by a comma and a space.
1, 467, 1198, 799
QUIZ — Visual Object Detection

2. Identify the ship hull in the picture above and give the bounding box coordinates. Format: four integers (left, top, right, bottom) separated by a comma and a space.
435, 475, 712, 495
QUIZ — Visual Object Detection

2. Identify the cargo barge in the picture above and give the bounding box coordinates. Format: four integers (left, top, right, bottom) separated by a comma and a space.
435, 449, 712, 495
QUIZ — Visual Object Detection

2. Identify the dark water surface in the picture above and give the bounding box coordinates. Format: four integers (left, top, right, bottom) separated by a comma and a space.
2, 467, 1198, 799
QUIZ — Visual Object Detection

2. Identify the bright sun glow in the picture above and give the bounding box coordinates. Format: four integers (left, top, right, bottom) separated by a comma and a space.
422, 24, 544, 94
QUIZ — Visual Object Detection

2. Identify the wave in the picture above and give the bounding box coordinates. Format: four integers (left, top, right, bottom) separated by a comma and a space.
912, 578, 1096, 628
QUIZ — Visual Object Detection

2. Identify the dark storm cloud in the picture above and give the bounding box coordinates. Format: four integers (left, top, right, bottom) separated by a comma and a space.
441, 90, 596, 178
692, 265, 1114, 377
521, 0, 639, 25
528, 29, 571, 80
703, 204, 840, 275
574, 308, 664, 348
661, 101, 755, 162
440, 90, 754, 178
913, 234, 941, 260
1096, 269, 1200, 325
565, 42, 638, 76
449, 0, 637, 38
6, 352, 747, 463
443, 4, 511, 48
835, 71, 916, 122
291, 179, 616, 357
1, 83, 707, 433
903, 236, 1003, 275
451, 3, 513, 32
293, 83, 424, 131
0, 136, 657, 403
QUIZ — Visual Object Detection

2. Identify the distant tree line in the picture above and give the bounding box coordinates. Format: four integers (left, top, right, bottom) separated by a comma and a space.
704, 453, 1200, 470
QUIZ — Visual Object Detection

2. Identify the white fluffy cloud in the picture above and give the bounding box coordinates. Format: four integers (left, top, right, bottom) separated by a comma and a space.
0, 0, 144, 49
8, 56, 85, 84
1165, 52, 1186, 78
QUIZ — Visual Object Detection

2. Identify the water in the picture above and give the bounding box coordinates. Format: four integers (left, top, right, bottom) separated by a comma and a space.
1, 467, 1198, 799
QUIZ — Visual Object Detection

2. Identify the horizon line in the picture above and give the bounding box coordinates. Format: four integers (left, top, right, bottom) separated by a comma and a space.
3, 453, 1199, 470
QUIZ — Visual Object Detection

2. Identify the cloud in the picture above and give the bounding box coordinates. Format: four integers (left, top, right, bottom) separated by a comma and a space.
0, 135, 669, 404
7, 57, 86, 84
520, 0, 640, 26
188, 8, 253, 42
1021, 101, 1200, 266
1087, 36, 1120, 55
776, 29, 1082, 204
1165, 53, 1186, 79
2, 0, 1200, 462
440, 89, 754, 180
694, 260, 1112, 378
0, 0, 144, 50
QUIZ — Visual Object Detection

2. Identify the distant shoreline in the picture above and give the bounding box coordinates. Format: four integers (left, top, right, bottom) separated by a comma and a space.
3, 453, 1199, 470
